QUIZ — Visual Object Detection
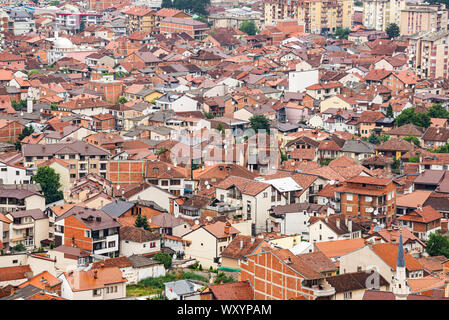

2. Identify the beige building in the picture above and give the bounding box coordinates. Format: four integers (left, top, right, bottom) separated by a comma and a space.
400, 3, 448, 36
363, 0, 406, 31
22, 140, 110, 182
264, 0, 352, 34
407, 31, 449, 79
123, 6, 156, 33
182, 221, 239, 269
6, 209, 49, 250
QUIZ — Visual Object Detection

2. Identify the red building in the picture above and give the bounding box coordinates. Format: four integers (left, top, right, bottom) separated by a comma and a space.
87, 0, 129, 10
334, 176, 397, 226
87, 76, 123, 103
240, 248, 335, 300
0, 119, 25, 143
0, 52, 25, 70
92, 113, 116, 132
160, 17, 209, 40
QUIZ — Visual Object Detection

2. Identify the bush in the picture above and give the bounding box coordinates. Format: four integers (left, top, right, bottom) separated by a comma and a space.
13, 243, 26, 252
153, 252, 172, 269
182, 271, 208, 282
214, 272, 235, 284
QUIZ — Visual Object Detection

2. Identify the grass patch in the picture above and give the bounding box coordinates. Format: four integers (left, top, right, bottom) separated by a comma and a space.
126, 284, 161, 297
182, 271, 208, 282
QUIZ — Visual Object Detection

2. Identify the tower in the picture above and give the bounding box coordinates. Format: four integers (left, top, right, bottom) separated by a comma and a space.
392, 232, 410, 300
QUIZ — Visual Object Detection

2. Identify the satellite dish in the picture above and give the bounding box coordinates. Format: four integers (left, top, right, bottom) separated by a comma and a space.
205, 181, 208, 185
206, 185, 210, 189
329, 180, 335, 185
194, 219, 199, 225
40, 109, 43, 113
20, 112, 23, 116
116, 185, 120, 190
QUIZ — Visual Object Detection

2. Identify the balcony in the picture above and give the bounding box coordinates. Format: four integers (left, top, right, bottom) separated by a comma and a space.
306, 284, 336, 297
12, 223, 33, 230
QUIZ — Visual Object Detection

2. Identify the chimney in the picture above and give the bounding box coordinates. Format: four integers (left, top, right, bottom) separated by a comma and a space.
224, 221, 231, 235
250, 237, 255, 244
240, 239, 244, 249
336, 218, 340, 229
27, 96, 33, 113
93, 270, 98, 279
348, 219, 352, 233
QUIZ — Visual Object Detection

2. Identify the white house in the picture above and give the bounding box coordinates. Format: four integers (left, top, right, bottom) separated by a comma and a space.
156, 94, 199, 112
288, 69, 319, 93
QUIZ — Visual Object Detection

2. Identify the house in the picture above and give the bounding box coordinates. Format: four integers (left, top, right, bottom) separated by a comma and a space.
58, 267, 126, 300
54, 206, 121, 258
308, 214, 362, 243
339, 243, 424, 285
182, 221, 240, 268
422, 127, 449, 149
326, 271, 389, 300
314, 238, 366, 268
220, 235, 266, 270
92, 255, 165, 285
206, 281, 254, 300
239, 247, 336, 300
396, 206, 443, 241
0, 187, 46, 214
156, 94, 199, 112
0, 120, 25, 143
334, 176, 397, 226
18, 271, 62, 295
164, 279, 204, 300
376, 137, 415, 160
119, 225, 161, 256
6, 209, 49, 250
269, 203, 330, 239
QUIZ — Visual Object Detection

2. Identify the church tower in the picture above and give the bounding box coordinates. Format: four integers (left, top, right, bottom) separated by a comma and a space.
392, 232, 410, 300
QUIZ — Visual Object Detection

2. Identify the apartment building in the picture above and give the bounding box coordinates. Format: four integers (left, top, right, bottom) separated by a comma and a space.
400, 3, 448, 36
88, 0, 129, 11
264, 0, 352, 34
363, 0, 406, 31
54, 206, 121, 258
6, 209, 49, 250
123, 6, 156, 33
0, 161, 32, 184
160, 17, 210, 40
22, 140, 110, 182
407, 31, 449, 79
145, 161, 188, 196
334, 176, 397, 226
87, 75, 124, 103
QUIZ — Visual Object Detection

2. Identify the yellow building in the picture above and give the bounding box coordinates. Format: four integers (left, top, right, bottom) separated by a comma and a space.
123, 6, 156, 33
264, 0, 352, 34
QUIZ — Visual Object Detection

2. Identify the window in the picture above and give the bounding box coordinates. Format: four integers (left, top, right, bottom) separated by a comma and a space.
344, 292, 352, 300
85, 230, 91, 238
93, 289, 101, 296
150, 241, 156, 248
108, 241, 115, 248
346, 194, 353, 201
16, 171, 19, 175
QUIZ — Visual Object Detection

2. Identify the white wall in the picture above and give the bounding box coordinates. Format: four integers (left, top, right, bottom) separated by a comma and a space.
288, 69, 319, 93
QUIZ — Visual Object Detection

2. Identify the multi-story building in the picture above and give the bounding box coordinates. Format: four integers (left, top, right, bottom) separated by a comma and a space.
54, 206, 121, 258
6, 209, 49, 250
406, 31, 449, 79
87, 75, 124, 103
334, 176, 397, 226
363, 0, 406, 31
240, 247, 336, 299
22, 140, 110, 181
122, 6, 156, 34
264, 0, 352, 34
88, 0, 130, 11
400, 3, 448, 36
0, 187, 46, 214
56, 12, 103, 31
160, 17, 210, 40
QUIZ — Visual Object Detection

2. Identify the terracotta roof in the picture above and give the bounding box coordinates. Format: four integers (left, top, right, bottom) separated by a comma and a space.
396, 205, 443, 224
298, 251, 337, 273
119, 225, 160, 243
92, 256, 132, 269
418, 256, 446, 273
63, 267, 126, 292
215, 176, 271, 196
0, 265, 32, 282
209, 281, 253, 300
396, 190, 432, 208
18, 271, 61, 290
422, 127, 449, 142
221, 235, 265, 259
203, 221, 240, 238
315, 238, 365, 260
273, 249, 323, 280
371, 243, 423, 271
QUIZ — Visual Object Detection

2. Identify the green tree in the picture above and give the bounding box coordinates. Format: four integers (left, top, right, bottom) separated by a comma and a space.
395, 108, 431, 128
380, 134, 390, 143
335, 27, 350, 40
50, 103, 59, 110
13, 243, 27, 252
31, 166, 63, 204
427, 103, 449, 119
11, 100, 27, 111
153, 252, 172, 269
204, 112, 214, 119
386, 104, 394, 118
368, 133, 381, 145
433, 143, 449, 153
78, 20, 85, 33
134, 212, 150, 231
408, 154, 420, 163
116, 96, 128, 104
161, 0, 173, 7
386, 23, 400, 39
213, 272, 235, 284
403, 135, 420, 147
426, 230, 449, 258
239, 20, 259, 35
249, 115, 270, 133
